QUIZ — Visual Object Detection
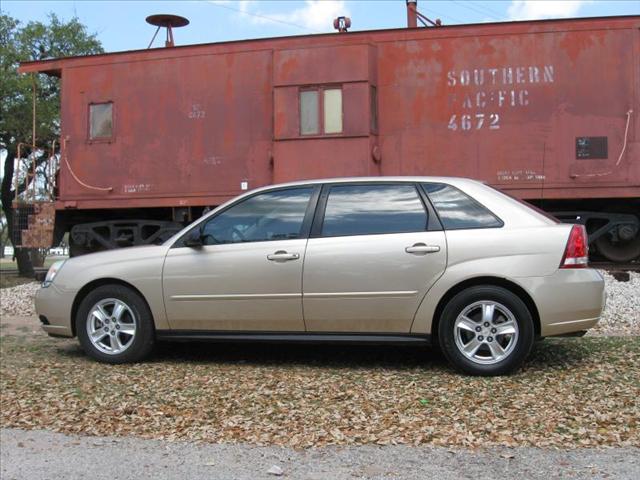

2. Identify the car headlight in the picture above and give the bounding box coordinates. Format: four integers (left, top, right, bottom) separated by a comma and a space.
42, 260, 66, 288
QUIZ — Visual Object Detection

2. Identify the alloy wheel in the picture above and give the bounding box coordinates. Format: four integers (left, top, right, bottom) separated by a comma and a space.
86, 298, 137, 355
453, 300, 519, 365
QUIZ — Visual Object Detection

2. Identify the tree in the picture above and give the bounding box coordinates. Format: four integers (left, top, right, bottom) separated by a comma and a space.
0, 212, 8, 259
0, 13, 102, 275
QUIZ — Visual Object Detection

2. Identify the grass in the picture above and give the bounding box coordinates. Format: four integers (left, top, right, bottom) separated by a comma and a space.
0, 275, 35, 289
1, 333, 638, 448
0, 257, 64, 271
0, 256, 66, 288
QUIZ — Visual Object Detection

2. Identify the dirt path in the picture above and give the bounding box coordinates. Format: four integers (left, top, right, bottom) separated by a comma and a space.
2, 428, 639, 480
0, 315, 42, 337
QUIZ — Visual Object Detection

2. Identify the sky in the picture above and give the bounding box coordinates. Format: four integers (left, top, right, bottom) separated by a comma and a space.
1, 0, 639, 53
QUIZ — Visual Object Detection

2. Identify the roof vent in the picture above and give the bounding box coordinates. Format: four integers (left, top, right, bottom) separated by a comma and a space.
146, 14, 190, 48
333, 16, 351, 33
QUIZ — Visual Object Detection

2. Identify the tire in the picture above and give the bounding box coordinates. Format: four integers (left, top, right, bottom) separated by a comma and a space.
76, 284, 155, 364
595, 231, 640, 263
438, 285, 534, 376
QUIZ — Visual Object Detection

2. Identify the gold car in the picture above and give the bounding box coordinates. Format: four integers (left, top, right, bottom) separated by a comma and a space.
36, 177, 605, 375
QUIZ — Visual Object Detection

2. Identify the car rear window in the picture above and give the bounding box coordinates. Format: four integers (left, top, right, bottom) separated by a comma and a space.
321, 184, 428, 237
422, 183, 503, 230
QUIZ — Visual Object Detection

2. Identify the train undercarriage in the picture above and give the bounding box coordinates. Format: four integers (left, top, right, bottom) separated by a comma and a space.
49, 199, 640, 263
530, 198, 640, 263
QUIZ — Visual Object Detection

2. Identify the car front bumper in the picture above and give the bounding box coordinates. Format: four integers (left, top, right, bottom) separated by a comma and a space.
35, 283, 76, 337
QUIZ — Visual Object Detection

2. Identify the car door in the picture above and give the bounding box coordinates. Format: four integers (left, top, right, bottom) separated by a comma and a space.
162, 186, 318, 331
302, 182, 447, 333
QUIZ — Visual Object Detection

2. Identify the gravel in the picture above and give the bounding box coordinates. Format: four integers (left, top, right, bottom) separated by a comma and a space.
590, 271, 640, 336
2, 428, 639, 480
1, 270, 637, 335
0, 281, 38, 317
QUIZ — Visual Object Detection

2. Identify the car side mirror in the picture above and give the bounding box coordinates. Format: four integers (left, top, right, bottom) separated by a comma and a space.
184, 230, 203, 248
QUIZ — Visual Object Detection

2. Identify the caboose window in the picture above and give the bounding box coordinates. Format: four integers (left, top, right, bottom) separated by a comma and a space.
323, 88, 342, 134
89, 102, 113, 139
299, 86, 343, 136
300, 90, 319, 135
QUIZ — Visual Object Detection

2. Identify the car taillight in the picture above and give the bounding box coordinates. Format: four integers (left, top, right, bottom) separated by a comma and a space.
560, 224, 589, 269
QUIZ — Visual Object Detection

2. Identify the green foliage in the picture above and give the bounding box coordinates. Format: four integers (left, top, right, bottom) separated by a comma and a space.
0, 13, 102, 275
0, 13, 103, 149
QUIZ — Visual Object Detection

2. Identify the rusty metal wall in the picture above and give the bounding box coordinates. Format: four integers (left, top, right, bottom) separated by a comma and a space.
20, 16, 640, 211
57, 50, 274, 209
376, 21, 639, 199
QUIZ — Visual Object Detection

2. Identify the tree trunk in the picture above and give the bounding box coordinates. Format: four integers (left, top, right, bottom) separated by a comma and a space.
30, 248, 46, 267
1, 144, 35, 277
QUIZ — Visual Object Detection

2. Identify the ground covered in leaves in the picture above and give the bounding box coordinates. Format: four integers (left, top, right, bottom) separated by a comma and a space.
1, 333, 638, 449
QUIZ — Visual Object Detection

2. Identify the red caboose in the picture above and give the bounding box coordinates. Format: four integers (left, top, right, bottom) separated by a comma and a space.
16, 9, 640, 261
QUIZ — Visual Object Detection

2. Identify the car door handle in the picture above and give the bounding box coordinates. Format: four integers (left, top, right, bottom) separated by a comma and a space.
405, 243, 441, 255
267, 251, 300, 262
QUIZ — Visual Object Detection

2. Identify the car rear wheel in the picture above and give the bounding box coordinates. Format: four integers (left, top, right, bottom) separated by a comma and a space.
76, 284, 155, 363
438, 285, 534, 376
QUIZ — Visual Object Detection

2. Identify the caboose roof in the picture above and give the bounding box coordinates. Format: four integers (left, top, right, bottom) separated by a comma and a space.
18, 15, 640, 77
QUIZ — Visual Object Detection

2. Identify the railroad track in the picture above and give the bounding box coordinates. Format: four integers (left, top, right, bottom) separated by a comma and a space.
0, 268, 48, 277
590, 262, 640, 272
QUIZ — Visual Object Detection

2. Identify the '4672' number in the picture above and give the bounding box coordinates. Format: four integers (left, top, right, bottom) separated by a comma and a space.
448, 113, 500, 131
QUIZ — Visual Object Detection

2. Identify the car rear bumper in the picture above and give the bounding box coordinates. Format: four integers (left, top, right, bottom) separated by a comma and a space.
519, 268, 605, 337
35, 284, 76, 338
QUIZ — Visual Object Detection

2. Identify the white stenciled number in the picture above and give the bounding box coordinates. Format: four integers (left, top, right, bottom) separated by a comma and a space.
448, 112, 500, 132
189, 104, 206, 119
448, 114, 458, 131
461, 114, 472, 131
489, 113, 500, 129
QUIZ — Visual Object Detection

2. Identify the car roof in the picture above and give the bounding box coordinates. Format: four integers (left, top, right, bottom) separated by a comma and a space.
251, 176, 482, 191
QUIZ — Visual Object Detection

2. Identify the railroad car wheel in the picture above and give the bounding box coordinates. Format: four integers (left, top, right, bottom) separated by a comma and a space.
438, 286, 534, 376
595, 232, 640, 263
76, 284, 155, 364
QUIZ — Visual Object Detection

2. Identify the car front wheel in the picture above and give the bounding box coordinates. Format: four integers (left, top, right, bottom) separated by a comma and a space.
76, 284, 155, 363
438, 285, 534, 376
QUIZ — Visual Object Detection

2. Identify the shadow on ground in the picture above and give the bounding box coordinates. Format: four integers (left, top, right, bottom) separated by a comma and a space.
53, 336, 596, 374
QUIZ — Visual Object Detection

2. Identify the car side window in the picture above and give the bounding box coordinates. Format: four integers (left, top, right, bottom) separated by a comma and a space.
320, 184, 428, 237
200, 187, 313, 245
422, 183, 503, 229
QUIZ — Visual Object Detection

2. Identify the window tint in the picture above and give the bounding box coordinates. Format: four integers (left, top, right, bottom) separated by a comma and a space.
201, 188, 312, 245
323, 88, 343, 134
300, 90, 319, 135
423, 183, 502, 229
89, 102, 113, 139
321, 184, 427, 237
